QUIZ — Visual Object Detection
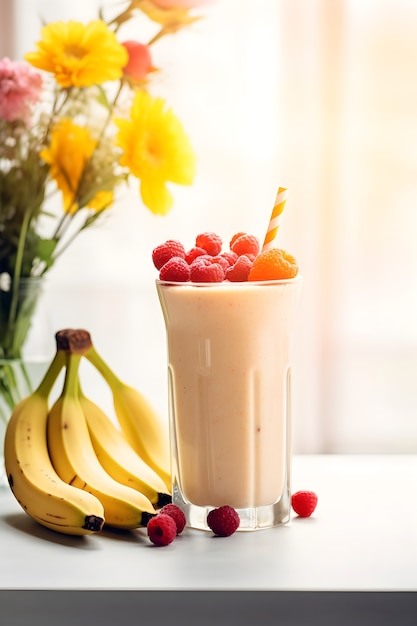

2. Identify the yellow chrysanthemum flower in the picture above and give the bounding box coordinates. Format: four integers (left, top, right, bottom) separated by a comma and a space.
25, 20, 128, 88
115, 90, 196, 215
40, 118, 112, 214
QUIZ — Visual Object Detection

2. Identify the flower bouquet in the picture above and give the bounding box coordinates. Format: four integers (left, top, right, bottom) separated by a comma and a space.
0, 0, 205, 427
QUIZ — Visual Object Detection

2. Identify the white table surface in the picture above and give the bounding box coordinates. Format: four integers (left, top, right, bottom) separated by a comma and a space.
1, 454, 416, 592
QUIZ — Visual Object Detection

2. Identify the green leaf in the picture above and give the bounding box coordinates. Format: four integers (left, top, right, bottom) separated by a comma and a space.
95, 86, 111, 111
35, 237, 58, 268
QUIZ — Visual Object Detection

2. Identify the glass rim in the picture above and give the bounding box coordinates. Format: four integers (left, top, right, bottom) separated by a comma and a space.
156, 275, 302, 288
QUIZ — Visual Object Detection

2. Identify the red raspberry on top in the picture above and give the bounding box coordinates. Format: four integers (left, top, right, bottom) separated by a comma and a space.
207, 505, 240, 537
159, 257, 190, 282
195, 232, 222, 256
225, 255, 253, 282
230, 233, 260, 258
160, 503, 187, 535
219, 251, 238, 266
210, 255, 230, 272
291, 491, 318, 518
190, 260, 224, 283
185, 246, 206, 264
152, 239, 186, 270
229, 232, 246, 248
147, 513, 177, 546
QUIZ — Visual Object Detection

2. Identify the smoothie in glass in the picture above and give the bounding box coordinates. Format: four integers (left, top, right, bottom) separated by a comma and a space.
156, 276, 301, 531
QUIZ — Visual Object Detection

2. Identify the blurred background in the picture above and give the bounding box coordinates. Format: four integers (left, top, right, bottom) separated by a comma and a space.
2, 0, 417, 454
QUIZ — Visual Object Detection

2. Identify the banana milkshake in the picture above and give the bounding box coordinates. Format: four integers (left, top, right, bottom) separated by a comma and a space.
157, 276, 301, 531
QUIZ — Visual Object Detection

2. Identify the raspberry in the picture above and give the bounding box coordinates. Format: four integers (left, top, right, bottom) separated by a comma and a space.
229, 232, 246, 248
207, 505, 240, 536
219, 251, 238, 266
195, 232, 222, 256
159, 257, 190, 282
248, 248, 298, 281
159, 504, 187, 535
230, 233, 260, 258
185, 246, 206, 264
147, 513, 177, 546
225, 255, 253, 282
210, 255, 230, 272
190, 260, 224, 283
152, 240, 186, 270
291, 491, 318, 517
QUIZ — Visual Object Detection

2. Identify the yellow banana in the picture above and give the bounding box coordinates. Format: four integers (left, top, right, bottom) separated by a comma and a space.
47, 351, 156, 530
84, 344, 171, 491
4, 350, 105, 536
79, 389, 172, 508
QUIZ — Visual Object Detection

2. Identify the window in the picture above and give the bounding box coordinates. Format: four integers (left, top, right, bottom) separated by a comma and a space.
4, 0, 417, 453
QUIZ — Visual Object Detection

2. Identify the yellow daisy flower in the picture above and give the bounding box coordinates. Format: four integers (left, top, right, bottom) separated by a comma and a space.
25, 20, 128, 88
115, 90, 196, 215
40, 118, 111, 213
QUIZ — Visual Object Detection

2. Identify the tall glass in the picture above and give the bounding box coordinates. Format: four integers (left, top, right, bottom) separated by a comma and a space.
156, 277, 302, 531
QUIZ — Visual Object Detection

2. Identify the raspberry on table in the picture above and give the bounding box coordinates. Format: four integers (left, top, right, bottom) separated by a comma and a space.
190, 260, 224, 283
225, 255, 253, 282
230, 233, 260, 258
159, 503, 187, 535
195, 232, 222, 256
207, 505, 240, 536
152, 239, 186, 270
147, 513, 177, 546
248, 248, 298, 281
159, 257, 190, 282
291, 491, 318, 518
185, 246, 207, 264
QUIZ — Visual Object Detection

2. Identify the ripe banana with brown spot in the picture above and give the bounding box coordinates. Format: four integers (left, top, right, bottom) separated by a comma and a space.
46, 351, 156, 530
84, 344, 171, 491
4, 350, 105, 536
79, 388, 171, 508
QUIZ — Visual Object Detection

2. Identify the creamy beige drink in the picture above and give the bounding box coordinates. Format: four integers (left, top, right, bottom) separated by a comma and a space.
157, 277, 301, 531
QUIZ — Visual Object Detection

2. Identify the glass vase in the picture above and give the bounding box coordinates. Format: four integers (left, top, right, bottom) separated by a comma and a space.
0, 276, 53, 487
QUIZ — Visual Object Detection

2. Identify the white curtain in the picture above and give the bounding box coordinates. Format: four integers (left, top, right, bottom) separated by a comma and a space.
3, 0, 417, 453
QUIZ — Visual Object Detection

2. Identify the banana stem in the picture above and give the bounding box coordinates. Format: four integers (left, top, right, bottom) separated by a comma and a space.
62, 353, 82, 399
84, 347, 123, 391
36, 350, 66, 399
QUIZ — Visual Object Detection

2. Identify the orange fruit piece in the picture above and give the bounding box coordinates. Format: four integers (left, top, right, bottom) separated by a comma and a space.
247, 248, 298, 281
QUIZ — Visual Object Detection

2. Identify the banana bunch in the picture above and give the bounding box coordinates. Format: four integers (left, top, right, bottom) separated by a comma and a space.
4, 349, 105, 536
4, 328, 172, 536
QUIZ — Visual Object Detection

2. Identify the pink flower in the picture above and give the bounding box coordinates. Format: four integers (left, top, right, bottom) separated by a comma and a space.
151, 0, 209, 8
121, 41, 154, 84
0, 57, 43, 124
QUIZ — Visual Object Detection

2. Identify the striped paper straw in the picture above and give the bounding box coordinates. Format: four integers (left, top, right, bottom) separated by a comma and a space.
262, 187, 288, 251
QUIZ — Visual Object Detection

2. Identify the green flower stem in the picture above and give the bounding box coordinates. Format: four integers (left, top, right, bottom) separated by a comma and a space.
42, 87, 73, 145
147, 27, 168, 46
52, 210, 72, 242
5, 207, 32, 356
0, 364, 20, 411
